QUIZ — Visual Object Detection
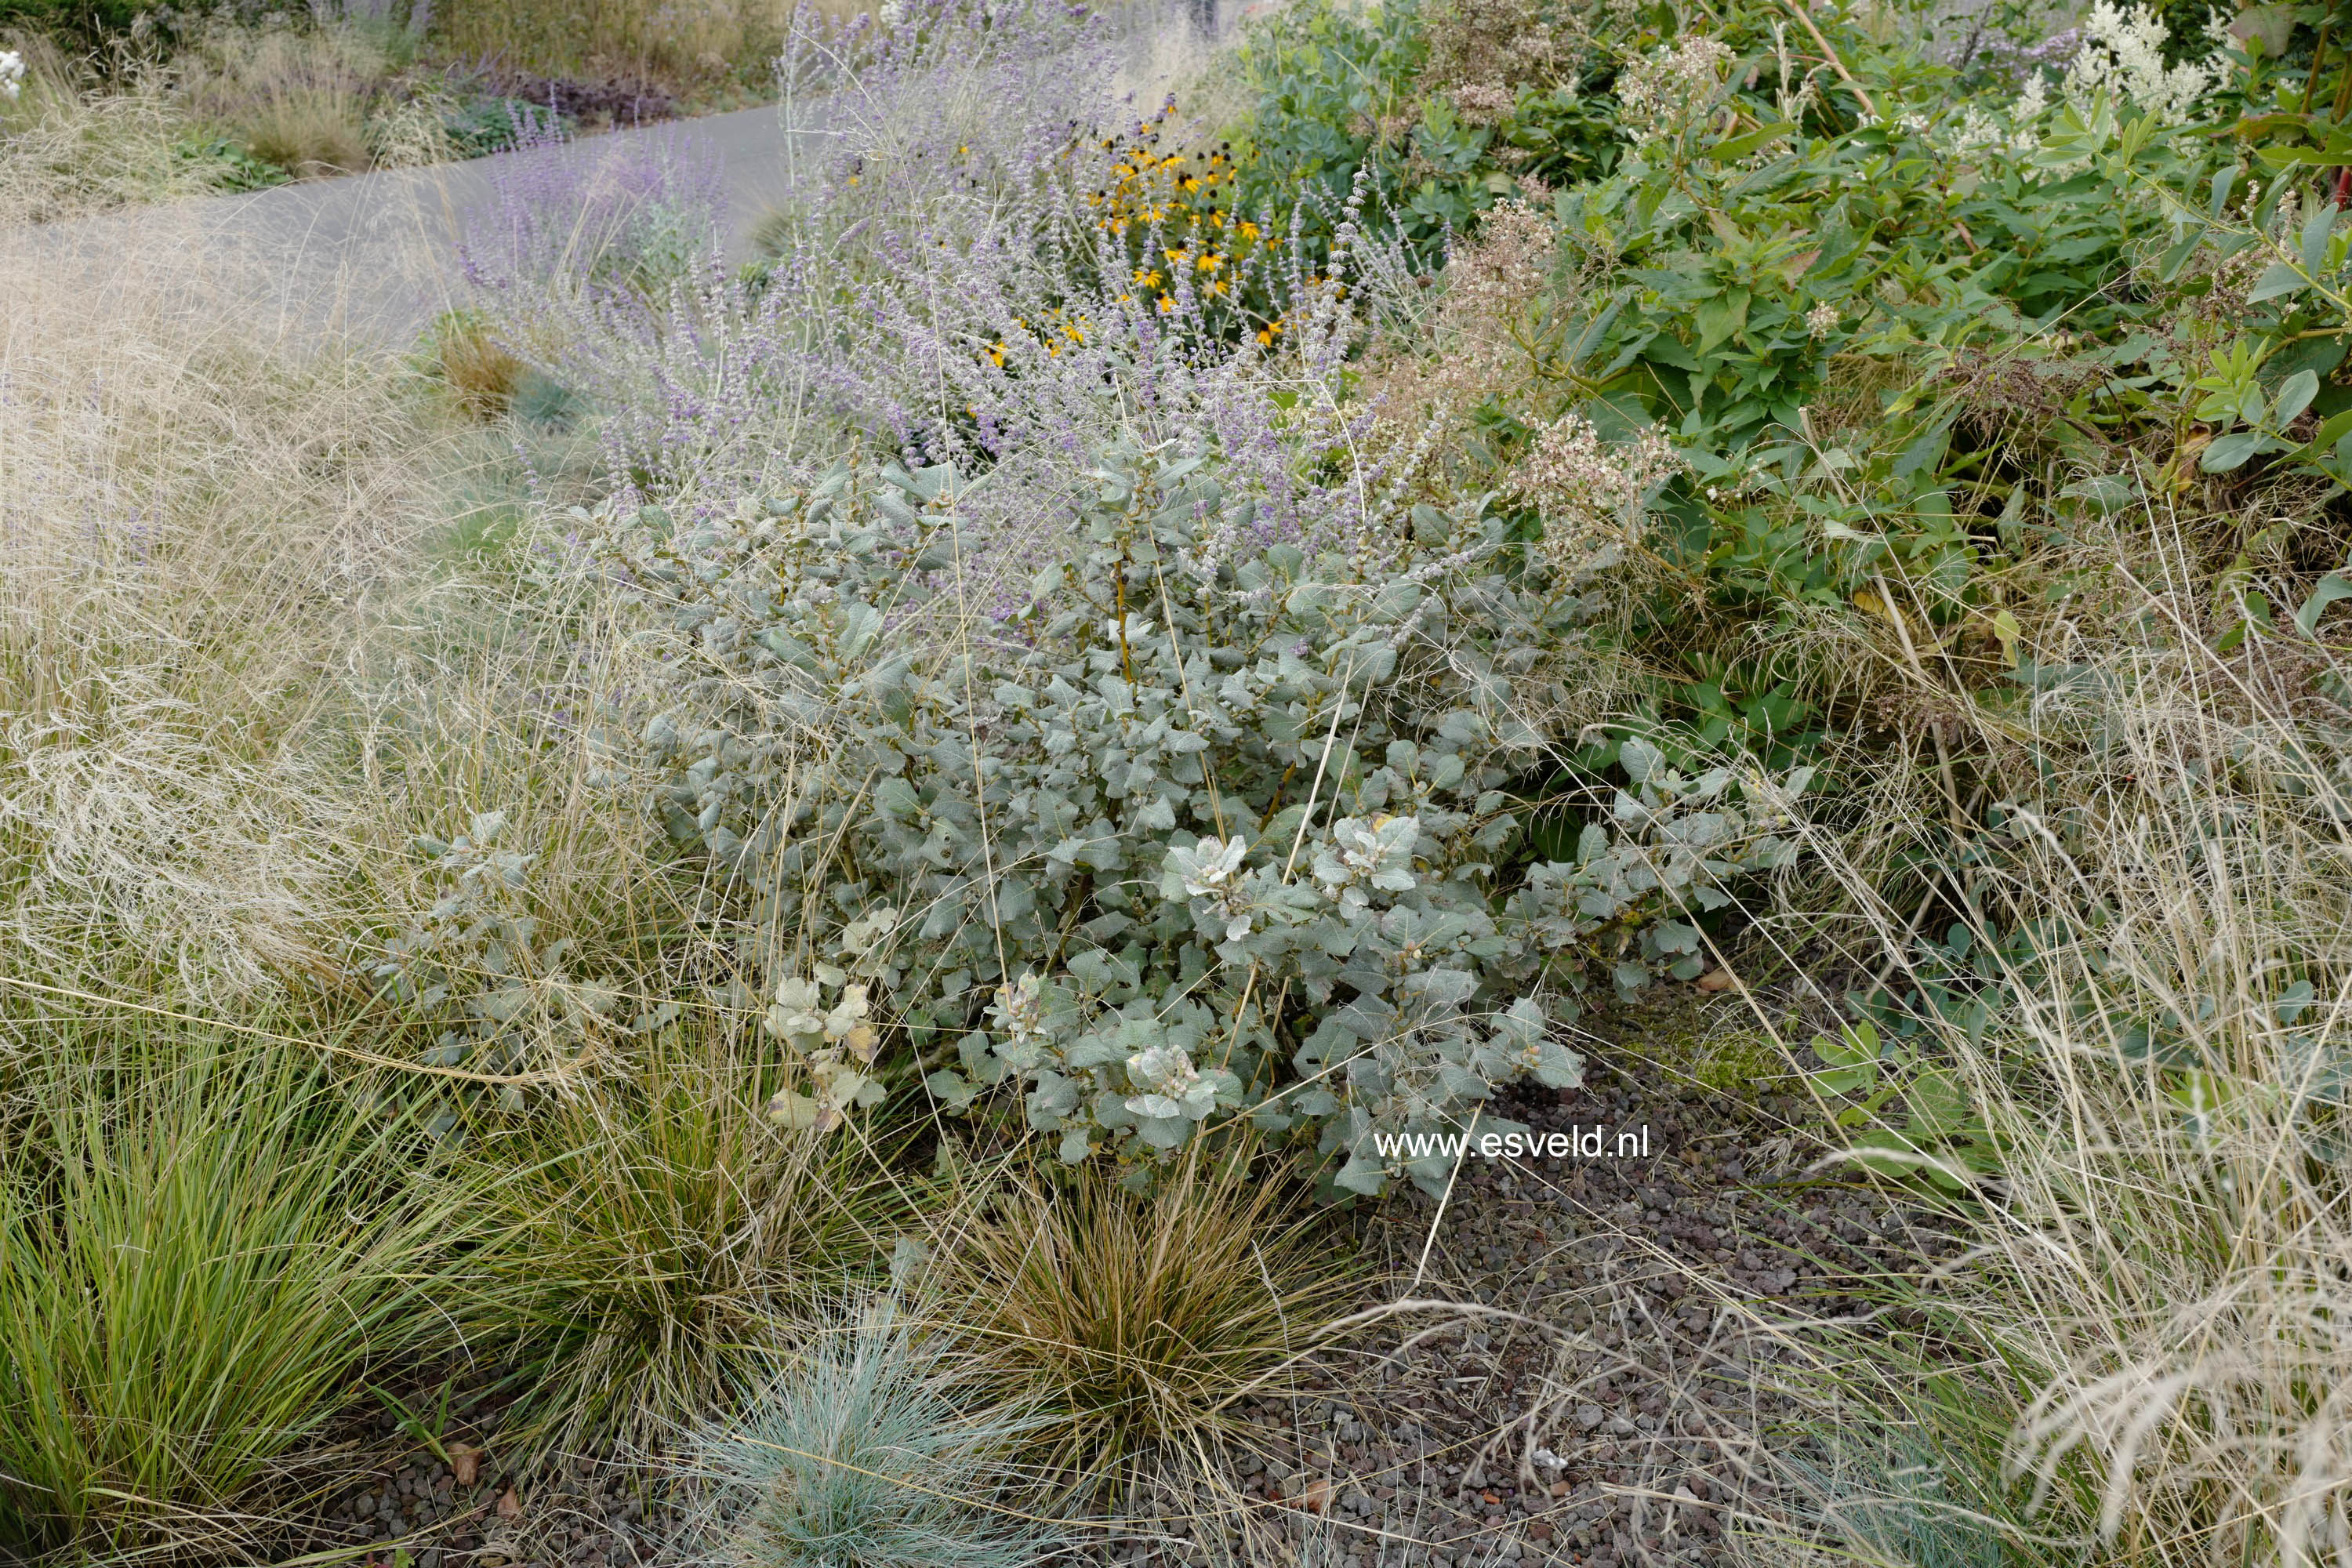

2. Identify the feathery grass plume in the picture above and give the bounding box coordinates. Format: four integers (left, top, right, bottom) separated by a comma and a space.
451, 1022, 917, 1458
928, 1144, 1359, 1486
693, 1294, 1065, 1568
0, 1031, 481, 1561
0, 221, 430, 1006
1719, 498, 2352, 1564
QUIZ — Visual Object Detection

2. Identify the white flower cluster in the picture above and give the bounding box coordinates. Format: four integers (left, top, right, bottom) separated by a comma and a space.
1615, 35, 1734, 138
1311, 814, 1420, 916
1513, 412, 1682, 573
1452, 81, 1516, 126
1169, 834, 1254, 940
1938, 102, 2040, 159
990, 969, 1045, 1044
0, 49, 25, 103
1446, 199, 1557, 319
764, 974, 884, 1131
2060, 1, 2228, 123
1124, 1042, 1214, 1122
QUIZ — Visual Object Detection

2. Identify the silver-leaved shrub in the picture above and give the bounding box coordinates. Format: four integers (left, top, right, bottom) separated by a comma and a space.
369, 810, 637, 1108
584, 445, 1808, 1194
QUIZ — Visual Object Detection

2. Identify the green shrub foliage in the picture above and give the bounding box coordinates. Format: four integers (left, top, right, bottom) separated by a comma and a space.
586, 445, 1806, 1194
0, 0, 143, 42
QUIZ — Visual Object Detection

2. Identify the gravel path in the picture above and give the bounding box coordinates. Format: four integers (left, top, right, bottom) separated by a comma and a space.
9, 101, 814, 347
307, 1444, 669, 1568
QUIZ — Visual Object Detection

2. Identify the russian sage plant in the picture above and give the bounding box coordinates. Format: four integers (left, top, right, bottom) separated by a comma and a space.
464, 0, 1419, 524
582, 442, 1808, 1195
461, 114, 726, 303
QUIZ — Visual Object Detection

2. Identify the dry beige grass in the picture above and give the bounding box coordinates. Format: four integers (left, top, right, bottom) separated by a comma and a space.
1937, 618, 2352, 1566
0, 35, 228, 220
1711, 503, 2352, 1565
0, 215, 688, 1046
433, 0, 862, 93
0, 223, 421, 1001
177, 22, 387, 177
0, 21, 403, 220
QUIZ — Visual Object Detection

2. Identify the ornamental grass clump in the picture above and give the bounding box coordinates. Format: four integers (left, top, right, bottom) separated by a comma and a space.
451, 1022, 914, 1458
930, 1145, 1358, 1483
0, 38, 226, 220
0, 1033, 478, 1559
1756, 530, 2352, 1565
692, 1295, 1065, 1568
176, 17, 387, 176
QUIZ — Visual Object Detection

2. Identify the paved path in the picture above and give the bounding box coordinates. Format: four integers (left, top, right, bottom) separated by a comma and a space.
10, 2, 1236, 348
18, 103, 815, 346
214, 101, 814, 342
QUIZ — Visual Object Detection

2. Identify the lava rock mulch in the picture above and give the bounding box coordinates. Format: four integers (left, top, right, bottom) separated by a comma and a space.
271, 1003, 1960, 1568
1091, 1009, 1968, 1568
272, 1428, 685, 1568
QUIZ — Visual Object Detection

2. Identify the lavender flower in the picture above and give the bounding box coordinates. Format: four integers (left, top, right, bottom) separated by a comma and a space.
467, 0, 1433, 604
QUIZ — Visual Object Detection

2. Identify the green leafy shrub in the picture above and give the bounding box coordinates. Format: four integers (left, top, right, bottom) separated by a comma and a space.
368, 807, 637, 1086
437, 93, 539, 157
1805, 1017, 2002, 1192
169, 132, 290, 190
1254, 0, 2352, 820
585, 444, 1808, 1194
1227, 0, 1621, 251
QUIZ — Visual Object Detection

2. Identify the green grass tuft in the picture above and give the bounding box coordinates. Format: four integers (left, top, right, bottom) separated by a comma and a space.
0, 1029, 478, 1559
451, 1023, 918, 1459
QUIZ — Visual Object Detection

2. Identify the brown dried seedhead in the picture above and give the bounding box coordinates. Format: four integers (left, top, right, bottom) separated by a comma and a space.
1419, 0, 1583, 97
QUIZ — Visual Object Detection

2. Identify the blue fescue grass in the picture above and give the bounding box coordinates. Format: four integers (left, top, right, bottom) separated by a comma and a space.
692, 1295, 1068, 1568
